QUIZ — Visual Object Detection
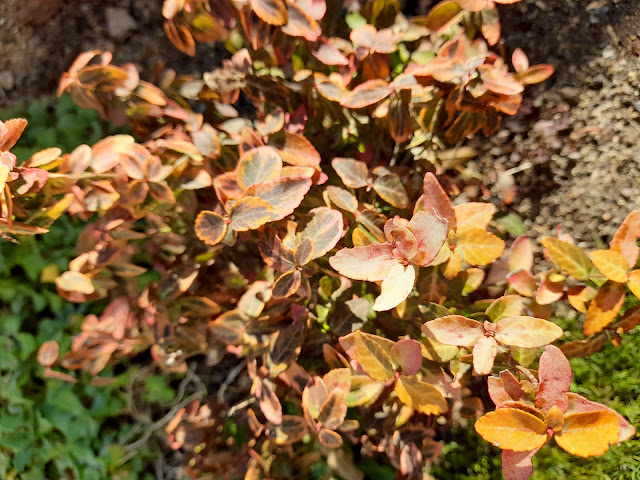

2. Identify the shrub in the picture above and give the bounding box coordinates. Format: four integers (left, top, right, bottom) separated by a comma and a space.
0, 1, 637, 479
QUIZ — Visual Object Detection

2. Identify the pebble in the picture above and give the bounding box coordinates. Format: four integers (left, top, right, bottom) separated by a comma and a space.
105, 7, 137, 41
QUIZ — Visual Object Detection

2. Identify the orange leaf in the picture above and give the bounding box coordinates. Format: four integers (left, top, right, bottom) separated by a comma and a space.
541, 237, 593, 281
37, 340, 60, 367
590, 249, 629, 283
394, 375, 448, 415
456, 228, 505, 266
281, 0, 321, 41
611, 210, 640, 269
332, 157, 369, 188
494, 316, 563, 348
583, 281, 626, 336
509, 236, 533, 272
340, 79, 392, 109
453, 202, 496, 233
555, 411, 620, 457
474, 408, 550, 452
354, 331, 395, 381
425, 0, 463, 31
244, 176, 312, 221
271, 131, 321, 167
407, 210, 449, 267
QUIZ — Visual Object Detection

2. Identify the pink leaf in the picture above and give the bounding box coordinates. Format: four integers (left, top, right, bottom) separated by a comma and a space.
488, 370, 524, 407
407, 210, 449, 266
502, 449, 537, 480
422, 173, 456, 230
509, 236, 534, 272
473, 336, 497, 375
421, 315, 485, 347
535, 345, 571, 413
391, 339, 422, 376
330, 243, 397, 281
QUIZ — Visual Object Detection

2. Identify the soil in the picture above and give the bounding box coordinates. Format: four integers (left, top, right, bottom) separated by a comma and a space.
473, 0, 640, 247
1, 0, 639, 246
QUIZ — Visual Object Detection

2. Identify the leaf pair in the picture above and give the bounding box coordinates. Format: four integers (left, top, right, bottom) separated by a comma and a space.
196, 146, 313, 246
422, 315, 563, 374
343, 331, 448, 415
330, 209, 448, 311
332, 158, 409, 209
302, 369, 356, 448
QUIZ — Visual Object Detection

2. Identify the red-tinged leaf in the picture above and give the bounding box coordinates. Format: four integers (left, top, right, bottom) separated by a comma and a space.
456, 229, 505, 266
535, 345, 571, 413
229, 196, 274, 231
560, 333, 607, 359
488, 370, 524, 407
318, 428, 343, 448
44, 368, 78, 383
332, 157, 369, 188
479, 65, 524, 95
502, 449, 537, 480
318, 389, 348, 430
387, 224, 418, 261
340, 79, 392, 109
353, 330, 395, 381
237, 146, 283, 191
388, 96, 412, 144
251, 0, 288, 26
330, 243, 397, 281
507, 270, 537, 297
301, 207, 344, 259
390, 339, 422, 376
453, 202, 496, 233
268, 415, 308, 445
494, 316, 563, 348
267, 321, 305, 375
281, 0, 320, 41
394, 375, 448, 415
1, 118, 28, 151
37, 340, 59, 367
590, 249, 629, 283
611, 304, 640, 334
627, 269, 640, 299
303, 377, 328, 419
555, 410, 620, 457
566, 392, 636, 442
294, 236, 315, 266
486, 295, 524, 322
511, 48, 529, 73
297, 0, 326, 20
425, 0, 463, 31
519, 65, 554, 85
311, 37, 349, 66
422, 173, 456, 229
259, 381, 283, 425
195, 210, 227, 246
509, 236, 534, 272
541, 237, 593, 281
56, 271, 95, 295
374, 264, 415, 312
475, 408, 550, 452
407, 210, 449, 267
244, 176, 312, 221
349, 24, 376, 48
535, 273, 565, 305
583, 281, 626, 336
611, 210, 640, 268
473, 335, 498, 375
272, 269, 302, 298
24, 147, 62, 168
316, 78, 346, 102
271, 131, 321, 167
421, 315, 485, 347
373, 174, 409, 208
324, 186, 358, 213
164, 21, 196, 56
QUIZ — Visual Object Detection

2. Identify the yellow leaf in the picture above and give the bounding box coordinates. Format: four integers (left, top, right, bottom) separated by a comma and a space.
474, 408, 550, 452
583, 281, 626, 336
353, 331, 395, 381
453, 202, 496, 233
555, 411, 620, 457
394, 375, 448, 415
627, 270, 640, 299
541, 237, 593, 281
456, 228, 505, 266
590, 250, 629, 283
373, 264, 416, 312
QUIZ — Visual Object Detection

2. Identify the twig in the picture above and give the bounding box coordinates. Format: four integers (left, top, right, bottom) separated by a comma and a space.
227, 396, 257, 417
217, 359, 247, 404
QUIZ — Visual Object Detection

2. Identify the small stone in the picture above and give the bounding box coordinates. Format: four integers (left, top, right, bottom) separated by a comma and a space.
105, 7, 137, 41
0, 72, 14, 91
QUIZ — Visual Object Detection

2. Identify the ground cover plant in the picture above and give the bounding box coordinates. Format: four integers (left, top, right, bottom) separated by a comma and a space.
1, 0, 638, 479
